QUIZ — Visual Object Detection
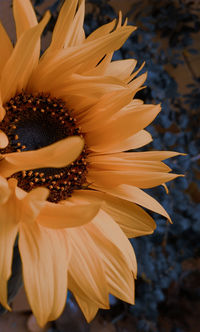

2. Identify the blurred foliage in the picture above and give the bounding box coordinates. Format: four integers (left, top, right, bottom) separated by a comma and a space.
5, 0, 200, 331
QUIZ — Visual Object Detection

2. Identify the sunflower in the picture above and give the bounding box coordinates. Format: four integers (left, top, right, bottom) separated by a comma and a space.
0, 0, 182, 327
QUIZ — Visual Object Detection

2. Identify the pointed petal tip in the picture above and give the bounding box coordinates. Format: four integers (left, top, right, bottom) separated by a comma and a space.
43, 10, 51, 23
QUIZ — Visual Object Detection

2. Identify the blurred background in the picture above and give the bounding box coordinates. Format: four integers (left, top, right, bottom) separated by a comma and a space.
0, 0, 199, 331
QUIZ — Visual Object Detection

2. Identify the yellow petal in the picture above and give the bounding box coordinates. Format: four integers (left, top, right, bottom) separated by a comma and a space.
29, 25, 135, 91
0, 11, 50, 103
67, 189, 102, 205
0, 130, 8, 149
59, 93, 98, 114
86, 210, 136, 303
13, 0, 38, 39
127, 62, 145, 83
0, 22, 13, 75
19, 223, 68, 327
100, 194, 156, 238
93, 130, 152, 153
116, 150, 186, 161
88, 154, 171, 173
129, 72, 147, 91
88, 169, 182, 189
0, 136, 84, 177
0, 179, 19, 310
84, 53, 113, 76
105, 59, 137, 81
103, 184, 173, 223
74, 295, 99, 322
37, 200, 101, 229
80, 95, 145, 133
64, 0, 85, 47
87, 104, 160, 152
86, 19, 117, 42
79, 89, 134, 132
48, 0, 79, 50
71, 188, 156, 237
92, 210, 137, 275
44, 73, 126, 100
68, 227, 109, 307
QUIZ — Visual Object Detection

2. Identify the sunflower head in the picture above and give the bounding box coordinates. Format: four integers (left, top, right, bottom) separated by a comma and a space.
0, 0, 183, 327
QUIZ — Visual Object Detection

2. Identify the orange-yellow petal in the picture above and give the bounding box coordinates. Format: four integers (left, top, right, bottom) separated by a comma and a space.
49, 0, 79, 50
68, 227, 109, 308
104, 59, 137, 82
44, 74, 126, 100
37, 200, 101, 229
88, 154, 171, 173
87, 104, 160, 152
29, 25, 136, 91
0, 178, 19, 310
19, 223, 69, 327
86, 210, 136, 303
0, 11, 50, 103
64, 0, 85, 47
93, 130, 152, 154
13, 0, 38, 39
79, 89, 134, 132
88, 169, 182, 189
74, 295, 99, 322
113, 150, 184, 161
0, 136, 84, 177
100, 194, 156, 238
102, 184, 173, 223
86, 19, 117, 42
84, 53, 113, 76
0, 22, 13, 75
70, 189, 156, 237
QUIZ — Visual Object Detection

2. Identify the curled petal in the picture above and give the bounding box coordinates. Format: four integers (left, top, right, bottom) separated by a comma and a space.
0, 136, 84, 177
38, 200, 101, 229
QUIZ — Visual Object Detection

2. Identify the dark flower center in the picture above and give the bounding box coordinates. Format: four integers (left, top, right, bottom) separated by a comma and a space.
0, 92, 88, 203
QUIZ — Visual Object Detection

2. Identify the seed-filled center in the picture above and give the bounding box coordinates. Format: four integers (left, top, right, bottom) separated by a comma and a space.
0, 92, 88, 202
